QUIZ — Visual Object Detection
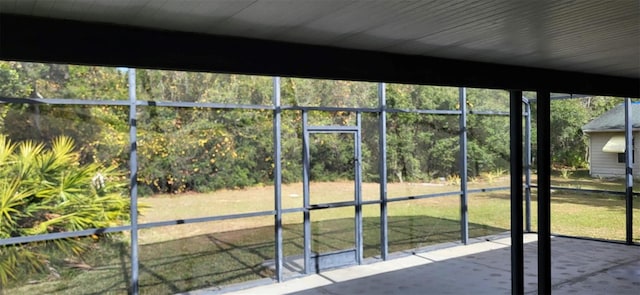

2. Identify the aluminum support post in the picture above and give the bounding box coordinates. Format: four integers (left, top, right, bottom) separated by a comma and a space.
273, 77, 284, 281
355, 112, 363, 264
378, 83, 389, 260
510, 90, 524, 295
128, 69, 140, 295
459, 87, 469, 244
536, 90, 551, 294
524, 98, 532, 232
302, 111, 311, 274
624, 98, 634, 245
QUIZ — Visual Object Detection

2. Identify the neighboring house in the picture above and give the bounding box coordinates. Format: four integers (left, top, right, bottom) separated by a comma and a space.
582, 103, 640, 178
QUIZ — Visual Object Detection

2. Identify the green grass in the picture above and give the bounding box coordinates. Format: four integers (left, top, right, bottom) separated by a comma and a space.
4, 176, 639, 294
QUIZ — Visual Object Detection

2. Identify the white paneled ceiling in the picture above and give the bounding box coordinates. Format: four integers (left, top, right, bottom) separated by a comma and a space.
1, 0, 638, 78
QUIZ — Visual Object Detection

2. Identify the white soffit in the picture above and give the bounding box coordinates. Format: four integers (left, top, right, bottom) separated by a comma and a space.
0, 0, 638, 78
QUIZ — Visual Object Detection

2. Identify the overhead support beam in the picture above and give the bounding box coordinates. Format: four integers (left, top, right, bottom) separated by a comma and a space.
536, 90, 552, 295
1, 14, 638, 98
510, 90, 524, 295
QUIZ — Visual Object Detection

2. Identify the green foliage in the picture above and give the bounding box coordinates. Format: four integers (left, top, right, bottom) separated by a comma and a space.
539, 97, 623, 168
384, 86, 511, 181
136, 107, 273, 194
2, 61, 618, 195
0, 62, 130, 168
281, 78, 377, 107
0, 62, 31, 98
0, 135, 130, 285
549, 100, 589, 167
309, 133, 357, 181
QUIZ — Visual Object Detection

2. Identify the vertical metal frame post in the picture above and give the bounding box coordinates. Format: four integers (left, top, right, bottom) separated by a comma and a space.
128, 69, 140, 295
523, 98, 532, 232
459, 87, 469, 244
355, 112, 364, 264
509, 90, 524, 295
378, 83, 389, 260
273, 77, 284, 281
624, 97, 634, 244
536, 90, 552, 294
302, 111, 311, 274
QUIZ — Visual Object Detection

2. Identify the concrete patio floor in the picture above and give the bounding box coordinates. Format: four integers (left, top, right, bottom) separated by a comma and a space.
198, 233, 639, 295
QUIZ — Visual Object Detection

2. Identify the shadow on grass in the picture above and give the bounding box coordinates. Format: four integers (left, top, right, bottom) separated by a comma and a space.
5, 215, 505, 295
478, 187, 638, 211
135, 215, 504, 294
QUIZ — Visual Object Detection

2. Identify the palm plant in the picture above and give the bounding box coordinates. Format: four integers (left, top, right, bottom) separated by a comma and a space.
0, 134, 130, 285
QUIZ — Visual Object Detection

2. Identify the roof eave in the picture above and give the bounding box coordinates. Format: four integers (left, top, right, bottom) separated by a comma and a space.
1, 13, 639, 97
583, 129, 640, 134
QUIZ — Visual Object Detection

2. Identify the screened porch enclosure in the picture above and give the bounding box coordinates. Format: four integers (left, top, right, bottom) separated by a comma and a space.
0, 63, 637, 294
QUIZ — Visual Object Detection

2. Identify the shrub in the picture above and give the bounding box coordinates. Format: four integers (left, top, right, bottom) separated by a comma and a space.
0, 135, 130, 285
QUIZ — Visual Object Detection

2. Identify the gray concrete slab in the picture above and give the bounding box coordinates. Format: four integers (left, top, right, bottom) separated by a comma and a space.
202, 234, 639, 295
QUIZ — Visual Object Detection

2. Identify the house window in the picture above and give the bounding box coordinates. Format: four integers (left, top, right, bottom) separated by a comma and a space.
617, 152, 634, 163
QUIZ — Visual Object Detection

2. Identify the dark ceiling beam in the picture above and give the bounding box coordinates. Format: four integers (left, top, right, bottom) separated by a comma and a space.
1, 13, 638, 98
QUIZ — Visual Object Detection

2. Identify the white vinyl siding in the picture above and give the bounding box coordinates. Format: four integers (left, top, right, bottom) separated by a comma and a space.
588, 132, 640, 178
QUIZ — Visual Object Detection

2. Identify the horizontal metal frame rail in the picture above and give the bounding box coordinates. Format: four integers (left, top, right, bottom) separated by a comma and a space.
137, 210, 276, 229
0, 97, 509, 116
387, 191, 461, 203
0, 96, 274, 109
535, 232, 640, 246
281, 105, 379, 112
0, 95, 592, 110
1, 96, 131, 106
468, 186, 511, 194
5, 95, 592, 106
140, 101, 272, 110
386, 108, 462, 115
2, 96, 512, 115
307, 201, 357, 209
306, 126, 359, 132
7, 181, 632, 248
0, 225, 131, 246
0, 210, 276, 247
0, 185, 513, 247
527, 94, 593, 102
469, 110, 510, 116
529, 185, 640, 196
385, 186, 510, 203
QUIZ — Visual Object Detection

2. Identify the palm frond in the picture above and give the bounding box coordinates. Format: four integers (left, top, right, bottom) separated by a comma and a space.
50, 136, 78, 167
0, 136, 130, 286
0, 245, 46, 285
23, 212, 78, 235
0, 134, 16, 169
0, 179, 32, 238
15, 139, 45, 181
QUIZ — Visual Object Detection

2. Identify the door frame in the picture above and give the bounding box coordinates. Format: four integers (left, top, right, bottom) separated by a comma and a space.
302, 110, 363, 273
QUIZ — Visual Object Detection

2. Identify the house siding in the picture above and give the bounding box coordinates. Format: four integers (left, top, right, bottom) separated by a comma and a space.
588, 132, 640, 178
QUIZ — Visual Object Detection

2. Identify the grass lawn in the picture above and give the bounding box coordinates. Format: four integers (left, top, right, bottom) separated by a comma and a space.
5, 175, 639, 294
